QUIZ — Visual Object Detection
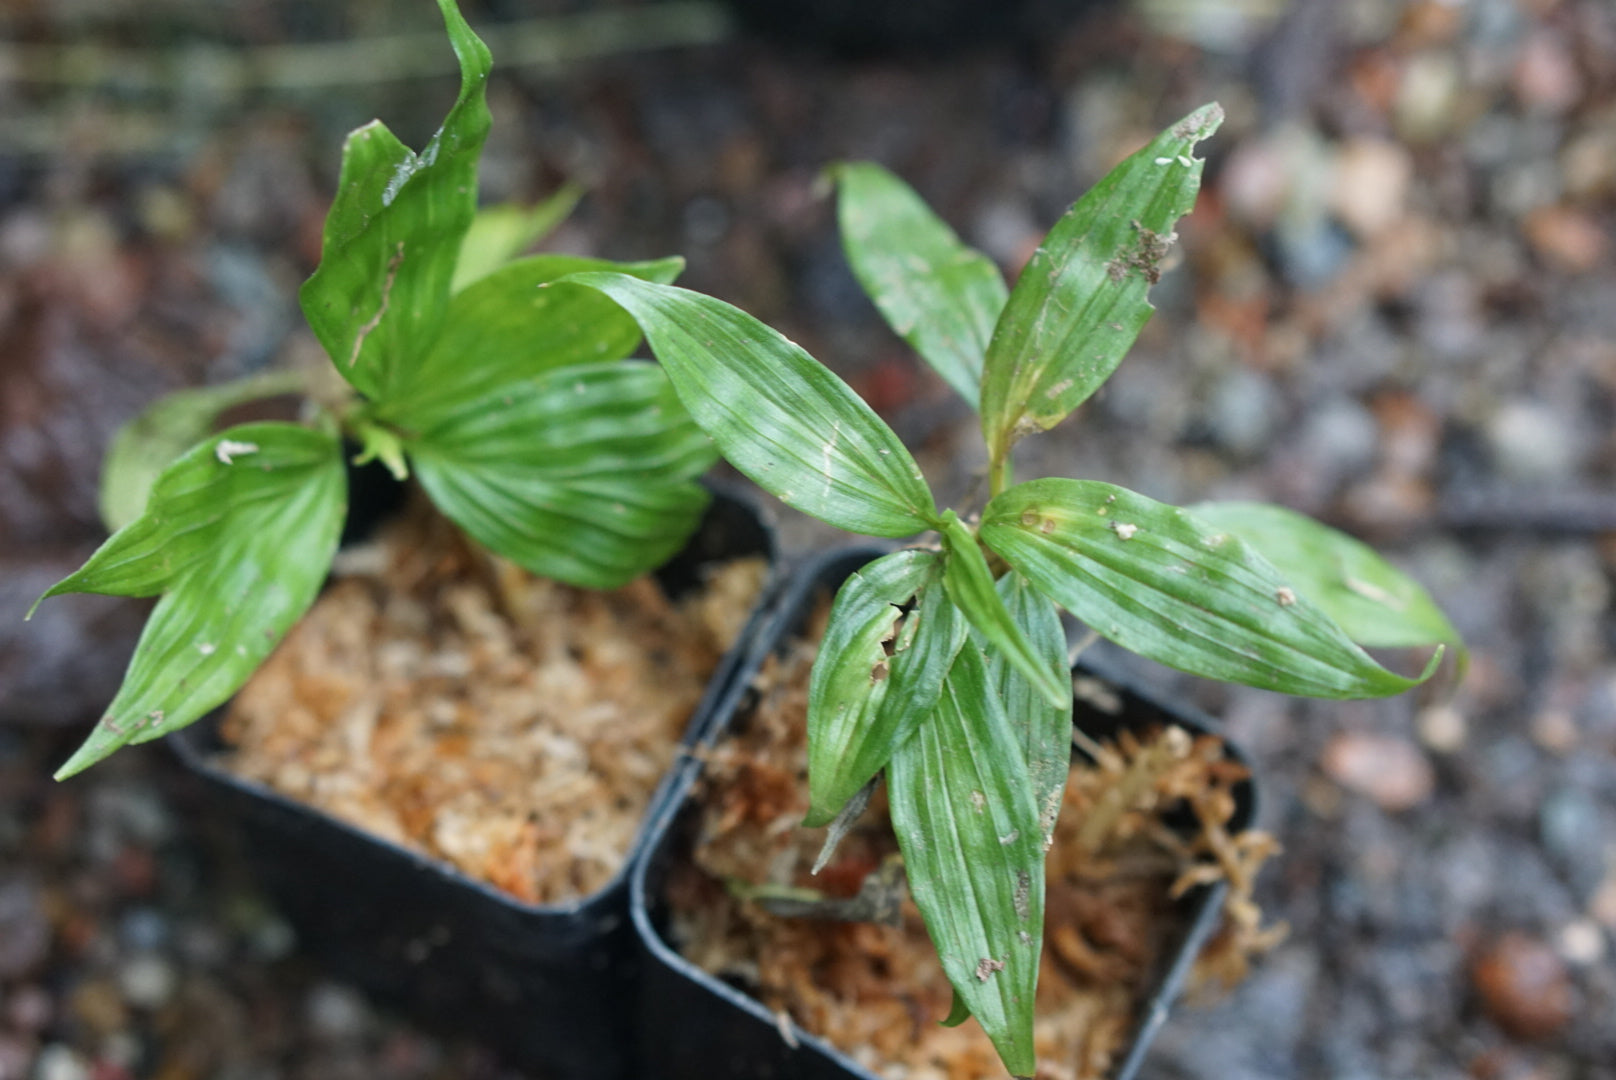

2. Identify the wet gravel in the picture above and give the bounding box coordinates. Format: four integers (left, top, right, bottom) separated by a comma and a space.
3, 0, 1615, 1077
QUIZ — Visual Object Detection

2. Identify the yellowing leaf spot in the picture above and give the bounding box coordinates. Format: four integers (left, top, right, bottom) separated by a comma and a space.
1020, 509, 1040, 528
970, 790, 986, 812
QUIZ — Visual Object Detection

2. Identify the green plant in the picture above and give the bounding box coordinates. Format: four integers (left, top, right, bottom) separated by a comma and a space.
568, 104, 1463, 1076
30, 0, 713, 780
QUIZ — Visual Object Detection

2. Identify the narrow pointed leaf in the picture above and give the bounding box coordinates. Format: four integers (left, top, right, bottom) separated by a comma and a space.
888, 645, 1043, 1078
980, 103, 1223, 462
451, 183, 583, 293
44, 423, 345, 778
97, 370, 306, 533
804, 549, 969, 828
941, 989, 972, 1028
1189, 501, 1466, 671
979, 572, 1072, 848
938, 512, 1068, 709
564, 273, 939, 538
407, 360, 716, 590
384, 254, 685, 419
299, 0, 492, 400
981, 478, 1429, 698
833, 162, 1006, 407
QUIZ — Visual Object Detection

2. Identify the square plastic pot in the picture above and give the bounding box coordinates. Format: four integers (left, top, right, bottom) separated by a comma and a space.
629, 545, 1259, 1080
170, 485, 777, 1080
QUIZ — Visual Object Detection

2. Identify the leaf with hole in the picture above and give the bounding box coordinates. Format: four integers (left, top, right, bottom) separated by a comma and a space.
804, 548, 967, 828
1189, 501, 1466, 673
981, 478, 1435, 698
979, 103, 1222, 463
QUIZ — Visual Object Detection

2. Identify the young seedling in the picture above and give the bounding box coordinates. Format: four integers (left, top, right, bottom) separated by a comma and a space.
568, 104, 1463, 1076
30, 1, 714, 779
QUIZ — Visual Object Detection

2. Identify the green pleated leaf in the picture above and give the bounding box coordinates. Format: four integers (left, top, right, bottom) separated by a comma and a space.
451, 183, 583, 293
383, 254, 685, 420
97, 370, 306, 533
299, 0, 492, 401
1189, 501, 1466, 672
980, 103, 1222, 463
833, 163, 1007, 408
804, 549, 968, 828
979, 572, 1072, 849
938, 512, 1068, 709
407, 360, 716, 590
40, 423, 346, 778
563, 273, 939, 538
981, 479, 1434, 699
888, 644, 1043, 1079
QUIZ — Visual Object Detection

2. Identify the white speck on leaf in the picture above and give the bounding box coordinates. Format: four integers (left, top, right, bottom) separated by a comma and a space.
970, 790, 986, 812
998, 829, 1019, 845
215, 440, 259, 465
197, 643, 216, 656
1276, 587, 1297, 606
1114, 522, 1138, 540
974, 957, 1005, 982
1154, 156, 1174, 165
1177, 155, 1195, 167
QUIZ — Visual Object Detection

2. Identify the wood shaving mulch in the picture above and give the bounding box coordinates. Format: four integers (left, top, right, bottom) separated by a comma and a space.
667, 603, 1284, 1080
220, 496, 768, 905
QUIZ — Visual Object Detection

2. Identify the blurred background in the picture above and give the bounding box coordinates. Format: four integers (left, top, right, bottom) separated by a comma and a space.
1, 0, 1613, 1076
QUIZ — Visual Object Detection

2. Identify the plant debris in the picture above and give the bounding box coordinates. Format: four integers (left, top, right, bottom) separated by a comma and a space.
667, 604, 1283, 1080
221, 494, 766, 905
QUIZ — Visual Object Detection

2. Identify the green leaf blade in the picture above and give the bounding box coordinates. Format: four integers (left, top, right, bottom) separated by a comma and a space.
51, 423, 346, 778
937, 513, 1068, 709
981, 573, 1072, 849
1189, 501, 1466, 670
451, 183, 583, 293
833, 163, 1007, 408
98, 370, 306, 533
408, 360, 716, 590
298, 0, 493, 400
383, 254, 684, 421
980, 103, 1223, 460
981, 478, 1426, 699
803, 549, 967, 828
888, 644, 1043, 1078
564, 273, 939, 538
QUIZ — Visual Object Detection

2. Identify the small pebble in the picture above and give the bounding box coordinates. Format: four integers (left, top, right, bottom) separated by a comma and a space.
1322, 732, 1435, 811
1523, 204, 1610, 274
1416, 704, 1467, 753
1556, 918, 1605, 966
1329, 138, 1412, 238
1529, 708, 1578, 754
31, 1045, 88, 1080
116, 954, 176, 1010
1486, 400, 1579, 483
1471, 933, 1574, 1040
305, 983, 370, 1042
5, 985, 52, 1032
0, 1034, 33, 1080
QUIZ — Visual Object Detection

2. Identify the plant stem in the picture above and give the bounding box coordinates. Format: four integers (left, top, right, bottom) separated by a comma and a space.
989, 450, 1013, 500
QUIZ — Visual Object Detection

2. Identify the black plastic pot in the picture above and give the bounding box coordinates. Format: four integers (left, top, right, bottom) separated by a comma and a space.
171, 486, 777, 1080
630, 545, 1259, 1080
